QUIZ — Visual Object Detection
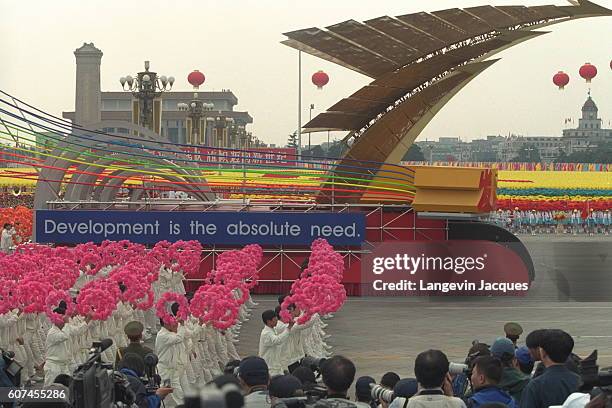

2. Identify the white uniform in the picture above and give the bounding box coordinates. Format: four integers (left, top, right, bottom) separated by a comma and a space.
0, 228, 15, 253
44, 321, 85, 386
258, 324, 290, 376
155, 326, 189, 407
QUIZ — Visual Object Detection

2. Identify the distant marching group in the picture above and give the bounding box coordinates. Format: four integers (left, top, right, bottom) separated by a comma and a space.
487, 209, 611, 235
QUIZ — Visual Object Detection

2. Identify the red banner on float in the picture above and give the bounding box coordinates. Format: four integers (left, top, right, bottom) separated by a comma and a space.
361, 241, 531, 296
182, 147, 298, 166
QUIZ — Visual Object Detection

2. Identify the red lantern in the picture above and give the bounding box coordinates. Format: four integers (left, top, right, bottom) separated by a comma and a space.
312, 70, 329, 89
552, 71, 570, 90
187, 70, 205, 88
579, 63, 597, 83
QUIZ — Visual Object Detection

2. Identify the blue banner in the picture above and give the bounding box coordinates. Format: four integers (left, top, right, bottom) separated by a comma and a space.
35, 210, 366, 246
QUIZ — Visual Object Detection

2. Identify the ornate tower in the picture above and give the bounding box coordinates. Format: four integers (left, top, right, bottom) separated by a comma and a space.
579, 94, 602, 131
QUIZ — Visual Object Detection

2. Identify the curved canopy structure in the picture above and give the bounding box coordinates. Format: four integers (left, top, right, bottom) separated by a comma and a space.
34, 120, 215, 209
282, 0, 612, 203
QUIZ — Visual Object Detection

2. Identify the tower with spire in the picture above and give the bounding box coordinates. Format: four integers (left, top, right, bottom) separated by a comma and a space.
562, 93, 611, 154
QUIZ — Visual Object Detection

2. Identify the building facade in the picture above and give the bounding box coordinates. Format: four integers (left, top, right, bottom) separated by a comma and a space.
562, 95, 612, 154
63, 91, 253, 147
416, 95, 610, 162
63, 43, 254, 148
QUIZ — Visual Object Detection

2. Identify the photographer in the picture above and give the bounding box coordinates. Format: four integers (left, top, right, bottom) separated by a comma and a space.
238, 356, 271, 408
118, 352, 173, 408
409, 350, 465, 408
521, 329, 580, 408
490, 338, 529, 403
355, 376, 376, 408
320, 355, 368, 408
467, 356, 516, 408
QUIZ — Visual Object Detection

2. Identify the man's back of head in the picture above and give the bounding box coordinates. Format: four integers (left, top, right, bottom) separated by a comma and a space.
321, 355, 356, 396
414, 350, 449, 389
539, 329, 574, 364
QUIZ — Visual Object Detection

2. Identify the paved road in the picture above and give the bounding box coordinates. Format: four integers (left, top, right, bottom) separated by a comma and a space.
237, 297, 612, 385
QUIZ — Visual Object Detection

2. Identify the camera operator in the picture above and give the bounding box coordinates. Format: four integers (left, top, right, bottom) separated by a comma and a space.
355, 376, 376, 408
377, 372, 401, 408
238, 356, 271, 408
320, 355, 368, 408
387, 379, 418, 408
409, 350, 466, 408
521, 329, 580, 408
489, 338, 529, 404
291, 366, 317, 390
270, 374, 304, 399
117, 352, 173, 408
467, 356, 516, 408
115, 321, 154, 369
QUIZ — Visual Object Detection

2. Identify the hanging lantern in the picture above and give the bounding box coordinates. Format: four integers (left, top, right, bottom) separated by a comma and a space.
579, 63, 597, 83
312, 70, 329, 89
552, 71, 570, 90
187, 70, 206, 89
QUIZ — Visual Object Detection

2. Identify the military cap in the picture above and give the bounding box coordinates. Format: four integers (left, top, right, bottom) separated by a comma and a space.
504, 322, 523, 337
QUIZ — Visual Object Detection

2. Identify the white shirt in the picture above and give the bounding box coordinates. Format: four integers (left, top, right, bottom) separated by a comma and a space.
258, 324, 290, 375
46, 325, 73, 365
1, 228, 15, 252
285, 316, 316, 366
155, 326, 187, 369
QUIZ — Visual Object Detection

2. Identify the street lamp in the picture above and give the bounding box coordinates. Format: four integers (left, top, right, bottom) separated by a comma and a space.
308, 103, 314, 153
178, 98, 214, 145
120, 61, 174, 133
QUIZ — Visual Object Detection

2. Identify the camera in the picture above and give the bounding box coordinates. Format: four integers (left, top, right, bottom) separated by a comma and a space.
448, 362, 470, 376
183, 383, 244, 408
300, 356, 327, 377
370, 384, 394, 403
579, 350, 612, 392
71, 339, 135, 408
1, 348, 22, 386
142, 353, 161, 394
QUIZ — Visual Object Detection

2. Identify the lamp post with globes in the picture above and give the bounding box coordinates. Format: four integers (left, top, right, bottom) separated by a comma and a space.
119, 61, 174, 134
178, 100, 214, 145
178, 70, 214, 145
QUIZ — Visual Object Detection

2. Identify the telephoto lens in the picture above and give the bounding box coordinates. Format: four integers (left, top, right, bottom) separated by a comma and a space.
370, 384, 395, 403
448, 362, 469, 375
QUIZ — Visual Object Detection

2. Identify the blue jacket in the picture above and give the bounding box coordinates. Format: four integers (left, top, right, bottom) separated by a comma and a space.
468, 386, 517, 408
120, 368, 162, 408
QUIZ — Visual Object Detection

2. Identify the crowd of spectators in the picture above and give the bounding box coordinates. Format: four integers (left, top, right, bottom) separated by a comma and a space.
0, 192, 34, 209
486, 209, 610, 236
217, 323, 608, 408
26, 313, 612, 408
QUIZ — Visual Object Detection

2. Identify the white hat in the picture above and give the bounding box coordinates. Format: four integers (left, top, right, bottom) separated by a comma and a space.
549, 393, 590, 408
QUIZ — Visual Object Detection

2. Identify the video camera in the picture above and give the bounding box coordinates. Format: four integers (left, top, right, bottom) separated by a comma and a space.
183, 383, 244, 408
142, 353, 161, 394
579, 350, 612, 393
0, 348, 22, 387
71, 339, 134, 408
300, 356, 327, 377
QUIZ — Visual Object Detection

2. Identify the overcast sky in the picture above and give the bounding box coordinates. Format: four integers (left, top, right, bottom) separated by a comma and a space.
1, 0, 611, 147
